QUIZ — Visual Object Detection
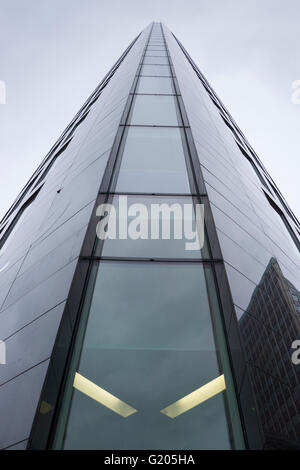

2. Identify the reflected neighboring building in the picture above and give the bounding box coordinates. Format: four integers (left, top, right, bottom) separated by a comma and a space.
239, 258, 300, 449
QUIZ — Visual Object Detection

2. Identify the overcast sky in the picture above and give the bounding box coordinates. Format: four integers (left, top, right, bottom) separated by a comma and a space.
0, 0, 299, 220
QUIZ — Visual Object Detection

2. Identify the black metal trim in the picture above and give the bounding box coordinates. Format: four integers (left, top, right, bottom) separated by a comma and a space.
98, 191, 206, 197
80, 256, 223, 263
119, 124, 189, 129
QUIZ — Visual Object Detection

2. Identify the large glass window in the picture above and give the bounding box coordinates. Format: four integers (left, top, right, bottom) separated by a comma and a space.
146, 44, 167, 54
137, 76, 174, 95
61, 261, 235, 450
130, 95, 179, 126
143, 57, 169, 65
0, 190, 39, 255
98, 195, 209, 259
145, 51, 167, 57
0, 208, 29, 254
141, 64, 171, 77
147, 46, 166, 51
236, 143, 269, 190
115, 127, 190, 193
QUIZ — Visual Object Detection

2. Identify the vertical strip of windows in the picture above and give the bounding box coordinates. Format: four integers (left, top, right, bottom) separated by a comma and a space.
160, 23, 245, 449
49, 23, 244, 451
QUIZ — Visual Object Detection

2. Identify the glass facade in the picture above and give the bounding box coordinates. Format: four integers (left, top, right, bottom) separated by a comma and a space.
115, 127, 190, 193
0, 22, 299, 451
99, 195, 209, 259
163, 24, 300, 449
137, 76, 174, 94
52, 23, 243, 450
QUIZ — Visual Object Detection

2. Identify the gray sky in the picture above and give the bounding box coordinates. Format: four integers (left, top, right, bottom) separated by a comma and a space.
0, 0, 299, 220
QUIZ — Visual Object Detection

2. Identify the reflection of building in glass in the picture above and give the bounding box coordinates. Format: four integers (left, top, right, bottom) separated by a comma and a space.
239, 258, 300, 449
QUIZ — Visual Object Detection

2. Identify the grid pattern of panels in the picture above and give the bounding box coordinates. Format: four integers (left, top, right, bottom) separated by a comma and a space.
56, 23, 243, 451
163, 23, 300, 449
0, 26, 150, 450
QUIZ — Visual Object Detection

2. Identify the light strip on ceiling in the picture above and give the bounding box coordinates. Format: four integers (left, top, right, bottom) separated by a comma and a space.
160, 374, 226, 418
73, 372, 137, 418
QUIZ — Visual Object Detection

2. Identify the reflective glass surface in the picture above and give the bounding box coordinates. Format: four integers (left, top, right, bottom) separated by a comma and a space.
141, 64, 172, 77
0, 202, 32, 255
98, 195, 209, 259
143, 57, 169, 65
146, 47, 166, 51
130, 95, 179, 126
115, 127, 190, 193
145, 51, 168, 57
0, 360, 49, 449
62, 262, 233, 449
137, 76, 174, 94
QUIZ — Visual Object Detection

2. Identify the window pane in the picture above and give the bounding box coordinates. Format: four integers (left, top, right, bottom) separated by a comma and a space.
0, 190, 39, 255
141, 64, 171, 77
143, 56, 169, 65
115, 127, 190, 193
147, 46, 166, 51
130, 95, 179, 126
99, 195, 209, 259
63, 262, 233, 450
145, 51, 167, 57
147, 44, 164, 49
0, 208, 29, 254
137, 76, 174, 94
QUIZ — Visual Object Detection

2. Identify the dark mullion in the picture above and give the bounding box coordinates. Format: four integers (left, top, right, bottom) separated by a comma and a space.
80, 256, 223, 263
143, 53, 169, 56
98, 191, 206, 197
119, 124, 189, 128
130, 93, 180, 97
141, 62, 170, 65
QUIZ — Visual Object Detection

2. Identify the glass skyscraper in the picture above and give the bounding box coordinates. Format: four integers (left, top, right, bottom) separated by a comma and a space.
0, 22, 299, 450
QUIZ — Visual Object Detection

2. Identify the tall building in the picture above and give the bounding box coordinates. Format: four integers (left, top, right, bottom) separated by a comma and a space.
240, 258, 300, 449
0, 22, 299, 450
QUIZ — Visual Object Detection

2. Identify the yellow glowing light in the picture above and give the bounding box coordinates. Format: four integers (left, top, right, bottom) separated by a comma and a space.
73, 372, 137, 418
39, 401, 53, 415
160, 374, 226, 418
